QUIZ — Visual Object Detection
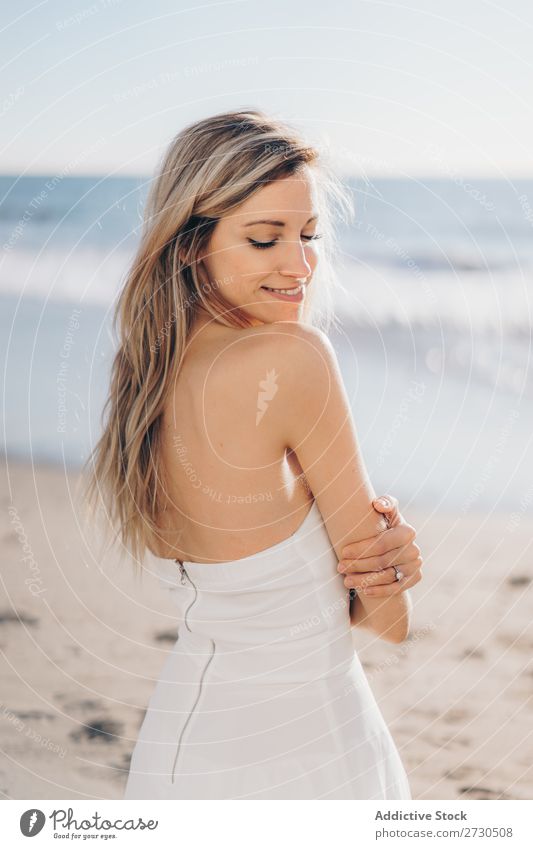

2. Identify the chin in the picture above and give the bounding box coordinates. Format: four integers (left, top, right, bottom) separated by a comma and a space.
257, 308, 302, 325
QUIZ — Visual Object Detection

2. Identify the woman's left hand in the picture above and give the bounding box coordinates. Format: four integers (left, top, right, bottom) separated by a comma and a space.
337, 494, 423, 597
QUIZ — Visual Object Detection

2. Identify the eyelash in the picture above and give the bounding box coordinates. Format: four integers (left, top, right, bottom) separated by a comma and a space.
247, 234, 323, 250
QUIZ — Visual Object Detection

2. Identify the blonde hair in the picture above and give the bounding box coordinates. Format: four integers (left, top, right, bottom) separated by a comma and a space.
79, 108, 353, 569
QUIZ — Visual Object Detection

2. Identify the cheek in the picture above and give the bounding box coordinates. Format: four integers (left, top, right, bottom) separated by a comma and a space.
306, 247, 320, 272
206, 243, 242, 282
233, 245, 270, 279
208, 245, 264, 297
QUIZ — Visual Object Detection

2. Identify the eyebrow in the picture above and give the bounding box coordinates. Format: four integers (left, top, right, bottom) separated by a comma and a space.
242, 215, 318, 228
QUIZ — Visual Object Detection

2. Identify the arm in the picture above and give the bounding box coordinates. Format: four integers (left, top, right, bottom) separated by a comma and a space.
349, 583, 412, 641
270, 324, 411, 644
345, 495, 421, 637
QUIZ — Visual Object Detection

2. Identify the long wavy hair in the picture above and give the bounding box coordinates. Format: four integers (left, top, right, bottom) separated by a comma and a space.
79, 108, 354, 571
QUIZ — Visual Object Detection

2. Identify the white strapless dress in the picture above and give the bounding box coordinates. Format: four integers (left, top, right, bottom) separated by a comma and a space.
124, 499, 411, 799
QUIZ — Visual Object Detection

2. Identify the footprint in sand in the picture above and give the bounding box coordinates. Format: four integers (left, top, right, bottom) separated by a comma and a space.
459, 785, 513, 800
507, 575, 531, 587
0, 610, 38, 626
460, 647, 485, 660
496, 633, 532, 653
109, 752, 132, 780
14, 710, 56, 721
153, 629, 179, 642
443, 766, 475, 780
442, 708, 469, 724
60, 698, 105, 712
69, 717, 123, 744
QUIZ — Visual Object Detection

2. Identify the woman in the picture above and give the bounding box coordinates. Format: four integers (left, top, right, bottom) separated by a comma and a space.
82, 109, 422, 799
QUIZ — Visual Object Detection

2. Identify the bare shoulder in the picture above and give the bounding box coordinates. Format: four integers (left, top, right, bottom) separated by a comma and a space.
257, 322, 388, 562
253, 323, 342, 427
242, 321, 335, 374
235, 323, 337, 408
208, 322, 333, 384
181, 323, 328, 446
196, 323, 337, 448
255, 320, 331, 348
194, 323, 334, 454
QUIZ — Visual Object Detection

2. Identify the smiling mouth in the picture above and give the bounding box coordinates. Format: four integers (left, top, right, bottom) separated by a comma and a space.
261, 284, 304, 295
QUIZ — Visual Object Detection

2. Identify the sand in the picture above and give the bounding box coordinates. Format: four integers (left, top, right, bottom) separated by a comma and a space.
1, 457, 532, 800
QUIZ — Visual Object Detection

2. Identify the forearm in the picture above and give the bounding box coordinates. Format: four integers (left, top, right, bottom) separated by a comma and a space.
350, 589, 412, 643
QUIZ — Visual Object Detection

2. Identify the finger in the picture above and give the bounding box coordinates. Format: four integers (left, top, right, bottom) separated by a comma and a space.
338, 542, 420, 573
344, 565, 400, 590
386, 509, 402, 528
361, 573, 422, 598
341, 524, 416, 561
343, 560, 421, 590
372, 497, 400, 528
372, 494, 399, 513
358, 567, 422, 597
340, 529, 394, 561
372, 502, 399, 520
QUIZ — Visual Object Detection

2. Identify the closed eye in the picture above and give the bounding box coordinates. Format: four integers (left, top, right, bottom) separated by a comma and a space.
248, 234, 323, 250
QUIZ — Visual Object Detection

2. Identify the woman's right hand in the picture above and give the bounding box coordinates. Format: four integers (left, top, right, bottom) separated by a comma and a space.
337, 494, 423, 597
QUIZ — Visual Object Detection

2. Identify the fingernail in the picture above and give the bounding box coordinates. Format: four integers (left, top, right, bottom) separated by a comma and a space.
377, 497, 389, 506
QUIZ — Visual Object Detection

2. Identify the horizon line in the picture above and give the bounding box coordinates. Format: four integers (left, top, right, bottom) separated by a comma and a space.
1, 171, 533, 181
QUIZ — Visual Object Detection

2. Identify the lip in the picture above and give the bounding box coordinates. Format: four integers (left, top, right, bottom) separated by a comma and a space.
260, 285, 305, 303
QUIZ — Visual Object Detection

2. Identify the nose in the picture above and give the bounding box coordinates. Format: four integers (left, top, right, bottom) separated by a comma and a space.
278, 238, 314, 280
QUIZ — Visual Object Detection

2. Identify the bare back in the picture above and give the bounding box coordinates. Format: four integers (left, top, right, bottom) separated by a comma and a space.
154, 320, 313, 563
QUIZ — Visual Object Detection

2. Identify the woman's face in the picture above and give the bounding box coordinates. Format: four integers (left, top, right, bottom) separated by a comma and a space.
199, 166, 321, 325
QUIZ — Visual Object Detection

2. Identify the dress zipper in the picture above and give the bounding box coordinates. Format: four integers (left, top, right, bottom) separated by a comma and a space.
178, 561, 197, 632
171, 560, 216, 784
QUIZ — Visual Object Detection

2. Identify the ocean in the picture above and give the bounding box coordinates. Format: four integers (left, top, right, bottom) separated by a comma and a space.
1, 174, 532, 514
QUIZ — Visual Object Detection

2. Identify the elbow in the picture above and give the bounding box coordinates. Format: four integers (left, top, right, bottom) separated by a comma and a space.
387, 592, 413, 644
384, 627, 410, 645
379, 603, 413, 644
385, 609, 412, 643
364, 592, 414, 643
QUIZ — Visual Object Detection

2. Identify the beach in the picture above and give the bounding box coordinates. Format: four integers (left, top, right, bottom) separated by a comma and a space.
1, 0, 532, 815
1, 172, 532, 801
1, 456, 532, 800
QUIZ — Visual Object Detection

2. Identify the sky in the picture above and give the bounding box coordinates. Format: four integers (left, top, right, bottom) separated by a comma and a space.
1, 0, 532, 178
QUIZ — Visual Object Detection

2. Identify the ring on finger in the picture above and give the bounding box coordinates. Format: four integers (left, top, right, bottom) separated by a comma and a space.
393, 566, 404, 582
